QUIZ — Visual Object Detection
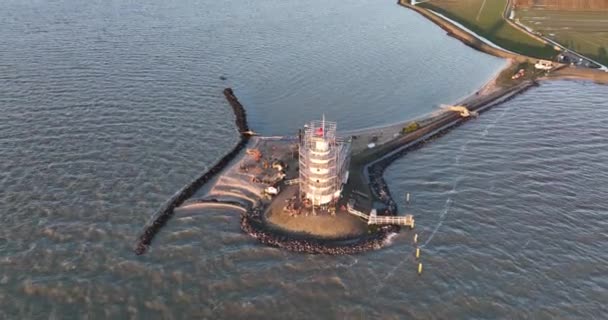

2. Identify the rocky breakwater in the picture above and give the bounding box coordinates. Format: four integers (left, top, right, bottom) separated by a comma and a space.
134, 88, 251, 255
240, 205, 399, 254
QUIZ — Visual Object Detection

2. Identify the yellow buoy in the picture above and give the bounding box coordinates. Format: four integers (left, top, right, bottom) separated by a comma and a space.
418, 263, 423, 275
416, 247, 420, 259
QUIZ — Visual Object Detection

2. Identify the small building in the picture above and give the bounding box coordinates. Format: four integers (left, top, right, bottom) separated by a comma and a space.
511, 68, 525, 80
535, 60, 553, 70
265, 186, 279, 195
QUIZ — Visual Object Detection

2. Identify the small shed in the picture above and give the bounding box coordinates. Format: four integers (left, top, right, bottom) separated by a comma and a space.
265, 186, 279, 195
534, 60, 553, 70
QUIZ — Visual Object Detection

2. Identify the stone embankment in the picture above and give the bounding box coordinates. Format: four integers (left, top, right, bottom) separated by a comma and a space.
241, 205, 399, 254
134, 88, 250, 255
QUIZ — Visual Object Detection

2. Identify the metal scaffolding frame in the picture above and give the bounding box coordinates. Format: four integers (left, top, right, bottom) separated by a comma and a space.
299, 117, 350, 206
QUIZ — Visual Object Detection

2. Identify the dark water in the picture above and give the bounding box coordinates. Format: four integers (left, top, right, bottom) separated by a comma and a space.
384, 81, 608, 318
1, 0, 606, 318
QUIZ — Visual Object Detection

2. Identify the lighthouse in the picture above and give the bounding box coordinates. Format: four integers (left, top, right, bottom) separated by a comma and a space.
298, 116, 351, 207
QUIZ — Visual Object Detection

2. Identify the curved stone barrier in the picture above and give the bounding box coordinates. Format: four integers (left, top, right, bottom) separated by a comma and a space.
134, 88, 251, 255
240, 206, 400, 254
223, 88, 250, 133
180, 198, 248, 211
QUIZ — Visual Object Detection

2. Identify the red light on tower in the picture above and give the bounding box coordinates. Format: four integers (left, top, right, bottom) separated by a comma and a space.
315, 127, 324, 136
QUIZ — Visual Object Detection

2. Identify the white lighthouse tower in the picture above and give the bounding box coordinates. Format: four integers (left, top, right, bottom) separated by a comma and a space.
299, 116, 351, 207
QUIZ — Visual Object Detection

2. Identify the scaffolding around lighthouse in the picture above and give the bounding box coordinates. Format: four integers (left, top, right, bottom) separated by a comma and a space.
299, 117, 351, 206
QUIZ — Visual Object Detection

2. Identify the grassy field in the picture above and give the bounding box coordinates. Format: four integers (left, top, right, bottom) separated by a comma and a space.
515, 9, 608, 66
417, 0, 559, 60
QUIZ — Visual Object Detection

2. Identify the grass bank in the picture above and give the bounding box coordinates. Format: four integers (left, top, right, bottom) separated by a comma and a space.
515, 8, 608, 66
415, 0, 559, 60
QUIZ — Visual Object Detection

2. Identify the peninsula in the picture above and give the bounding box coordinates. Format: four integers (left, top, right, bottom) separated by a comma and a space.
135, 72, 535, 255
134, 0, 608, 255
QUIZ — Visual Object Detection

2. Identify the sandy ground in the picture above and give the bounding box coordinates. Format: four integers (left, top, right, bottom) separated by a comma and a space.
199, 137, 298, 205
199, 136, 368, 239
544, 66, 608, 84
264, 184, 368, 239
266, 211, 368, 239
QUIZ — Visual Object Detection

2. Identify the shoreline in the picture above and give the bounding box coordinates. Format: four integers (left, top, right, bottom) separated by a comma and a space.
541, 67, 608, 85
240, 205, 399, 255
398, 0, 531, 62
398, 0, 608, 85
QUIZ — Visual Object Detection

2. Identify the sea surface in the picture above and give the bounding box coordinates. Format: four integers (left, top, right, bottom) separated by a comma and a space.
1, 0, 606, 318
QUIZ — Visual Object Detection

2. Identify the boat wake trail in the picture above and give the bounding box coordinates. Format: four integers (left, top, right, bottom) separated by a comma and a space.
335, 258, 359, 269
374, 245, 415, 294
421, 197, 452, 248
421, 105, 510, 248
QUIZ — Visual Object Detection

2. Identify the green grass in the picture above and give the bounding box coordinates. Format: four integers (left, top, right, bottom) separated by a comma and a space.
515, 9, 608, 65
418, 0, 559, 59
494, 61, 543, 87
